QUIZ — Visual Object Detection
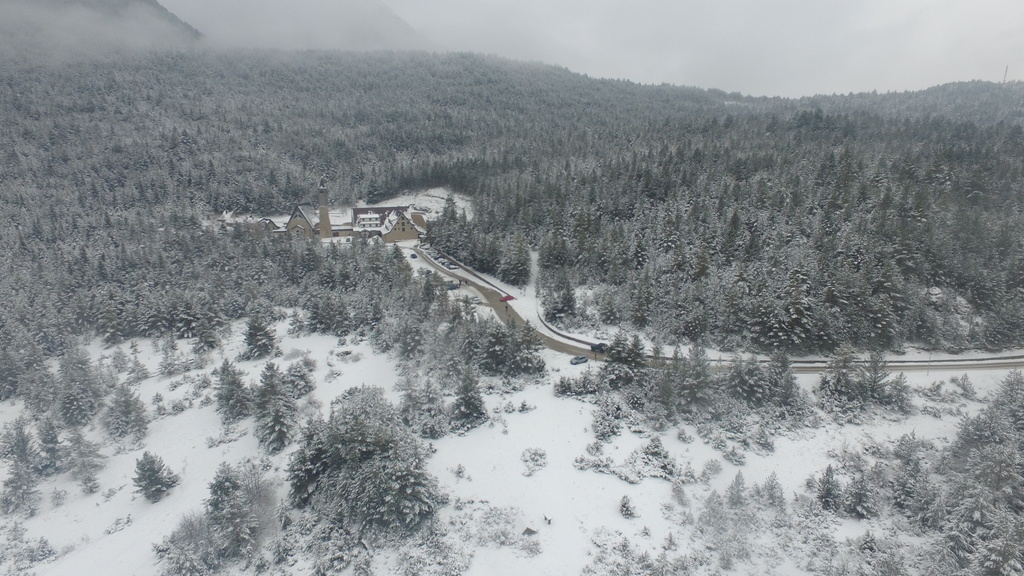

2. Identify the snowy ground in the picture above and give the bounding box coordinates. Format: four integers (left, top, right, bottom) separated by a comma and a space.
1, 310, 1012, 576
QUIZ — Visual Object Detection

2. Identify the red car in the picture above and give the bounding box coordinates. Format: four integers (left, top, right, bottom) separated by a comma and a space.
499, 295, 516, 302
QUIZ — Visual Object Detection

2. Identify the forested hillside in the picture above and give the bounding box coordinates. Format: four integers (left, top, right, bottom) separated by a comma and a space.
2, 50, 1024, 375
5, 48, 1024, 576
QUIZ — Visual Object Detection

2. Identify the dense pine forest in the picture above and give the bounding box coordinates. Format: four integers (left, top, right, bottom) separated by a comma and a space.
4, 46, 1024, 576
2, 50, 1024, 369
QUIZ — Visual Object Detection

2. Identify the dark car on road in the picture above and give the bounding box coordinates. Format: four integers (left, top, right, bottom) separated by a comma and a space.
590, 342, 608, 353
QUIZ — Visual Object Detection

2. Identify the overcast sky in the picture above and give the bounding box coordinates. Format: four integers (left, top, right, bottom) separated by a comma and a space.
162, 0, 1024, 97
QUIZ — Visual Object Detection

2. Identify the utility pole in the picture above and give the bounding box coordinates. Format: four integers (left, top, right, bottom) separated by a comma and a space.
1004, 65, 1009, 84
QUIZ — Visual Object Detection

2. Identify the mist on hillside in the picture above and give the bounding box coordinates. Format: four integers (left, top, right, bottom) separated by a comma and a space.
0, 0, 200, 61
163, 0, 426, 51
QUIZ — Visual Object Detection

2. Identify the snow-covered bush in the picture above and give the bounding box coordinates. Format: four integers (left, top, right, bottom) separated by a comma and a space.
591, 395, 628, 442
619, 495, 638, 519
554, 370, 601, 397
521, 448, 547, 476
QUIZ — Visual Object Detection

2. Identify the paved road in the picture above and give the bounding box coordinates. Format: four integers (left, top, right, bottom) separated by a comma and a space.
413, 247, 600, 360
412, 247, 1024, 375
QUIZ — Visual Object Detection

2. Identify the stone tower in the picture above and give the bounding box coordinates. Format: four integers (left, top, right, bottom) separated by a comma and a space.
318, 174, 329, 238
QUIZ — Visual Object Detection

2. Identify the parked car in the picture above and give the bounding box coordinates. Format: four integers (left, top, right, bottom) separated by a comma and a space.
470, 296, 482, 304
590, 342, 608, 353
409, 253, 417, 259
446, 282, 459, 290
499, 295, 516, 302
570, 356, 588, 365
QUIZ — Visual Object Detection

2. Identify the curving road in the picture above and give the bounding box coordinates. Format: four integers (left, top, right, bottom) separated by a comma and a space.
413, 247, 1024, 375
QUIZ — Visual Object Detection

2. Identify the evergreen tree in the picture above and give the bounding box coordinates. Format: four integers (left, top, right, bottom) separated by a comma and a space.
726, 471, 747, 509
817, 464, 843, 513
287, 386, 443, 533
399, 377, 450, 439
253, 363, 295, 454
450, 368, 487, 431
205, 463, 259, 560
676, 345, 714, 410
103, 384, 149, 441
497, 232, 531, 287
281, 356, 316, 398
242, 316, 277, 360
602, 332, 647, 390
66, 431, 104, 494
479, 321, 544, 377
0, 417, 40, 515
36, 418, 63, 477
1, 459, 39, 515
543, 268, 577, 322
844, 472, 878, 519
286, 416, 331, 507
726, 356, 768, 407
817, 345, 861, 414
57, 347, 103, 428
972, 513, 1024, 576
214, 360, 251, 423
758, 472, 787, 511
133, 452, 179, 502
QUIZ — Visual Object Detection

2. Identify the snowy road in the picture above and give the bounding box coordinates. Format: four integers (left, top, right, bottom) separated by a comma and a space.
413, 247, 1024, 374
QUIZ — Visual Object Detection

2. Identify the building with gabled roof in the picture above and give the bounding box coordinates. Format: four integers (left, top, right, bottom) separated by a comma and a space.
282, 180, 426, 243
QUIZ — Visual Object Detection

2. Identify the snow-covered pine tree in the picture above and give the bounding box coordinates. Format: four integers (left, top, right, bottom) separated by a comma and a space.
286, 416, 331, 507
676, 344, 713, 411
0, 417, 41, 514
253, 363, 295, 454
844, 472, 878, 519
57, 347, 103, 428
619, 495, 638, 519
1, 459, 39, 515
764, 351, 800, 408
205, 463, 258, 560
757, 472, 787, 511
103, 384, 149, 441
133, 451, 179, 502
726, 471, 747, 509
287, 386, 444, 534
398, 377, 450, 439
214, 360, 251, 423
36, 418, 63, 477
281, 355, 316, 398
497, 231, 530, 287
817, 464, 843, 513
602, 332, 646, 390
450, 368, 487, 432
242, 315, 277, 360
817, 345, 861, 415
726, 355, 768, 407
66, 430, 104, 494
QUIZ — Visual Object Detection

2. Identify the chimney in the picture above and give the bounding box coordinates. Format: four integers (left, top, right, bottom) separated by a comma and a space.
318, 175, 329, 238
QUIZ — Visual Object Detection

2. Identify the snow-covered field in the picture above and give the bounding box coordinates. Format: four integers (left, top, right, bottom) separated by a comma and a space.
0, 311, 1012, 576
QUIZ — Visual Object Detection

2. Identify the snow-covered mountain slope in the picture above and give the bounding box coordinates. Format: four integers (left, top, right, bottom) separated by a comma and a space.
0, 309, 1013, 575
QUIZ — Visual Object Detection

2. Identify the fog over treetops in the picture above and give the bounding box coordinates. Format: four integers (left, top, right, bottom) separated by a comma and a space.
0, 0, 200, 58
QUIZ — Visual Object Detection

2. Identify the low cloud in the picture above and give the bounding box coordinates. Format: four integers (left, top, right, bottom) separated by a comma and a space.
0, 1, 199, 61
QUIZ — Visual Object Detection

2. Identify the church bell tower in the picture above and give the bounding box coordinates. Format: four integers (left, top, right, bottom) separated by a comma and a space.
318, 174, 329, 238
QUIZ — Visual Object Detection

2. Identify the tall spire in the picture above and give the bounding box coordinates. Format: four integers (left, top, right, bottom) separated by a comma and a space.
318, 173, 329, 238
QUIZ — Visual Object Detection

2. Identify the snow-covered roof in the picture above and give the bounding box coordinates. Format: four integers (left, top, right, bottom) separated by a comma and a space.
380, 210, 426, 236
